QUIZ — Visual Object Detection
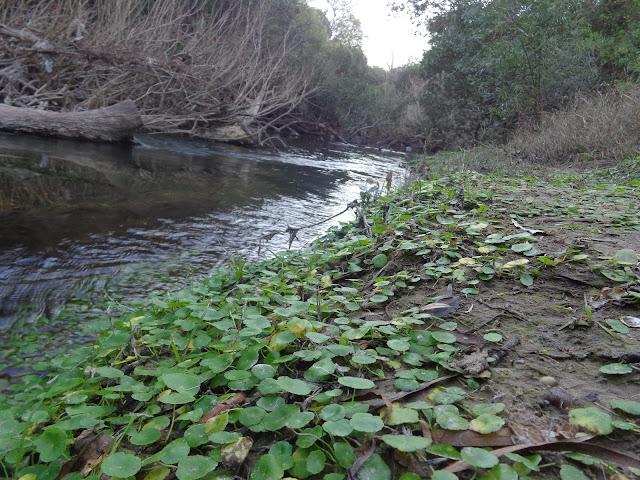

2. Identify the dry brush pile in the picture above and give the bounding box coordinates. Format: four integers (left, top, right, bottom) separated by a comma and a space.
0, 0, 318, 141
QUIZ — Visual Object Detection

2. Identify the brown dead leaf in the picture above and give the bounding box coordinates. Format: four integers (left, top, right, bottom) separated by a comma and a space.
221, 436, 253, 472
393, 450, 427, 475
420, 297, 460, 317
350, 439, 376, 478
448, 331, 488, 345
431, 427, 515, 447
58, 430, 114, 479
590, 286, 627, 309
199, 392, 246, 424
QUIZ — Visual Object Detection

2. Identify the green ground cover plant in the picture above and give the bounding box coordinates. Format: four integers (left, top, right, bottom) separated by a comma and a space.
1, 164, 639, 479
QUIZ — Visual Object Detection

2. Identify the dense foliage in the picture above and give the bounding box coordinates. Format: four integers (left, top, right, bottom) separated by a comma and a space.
393, 0, 640, 150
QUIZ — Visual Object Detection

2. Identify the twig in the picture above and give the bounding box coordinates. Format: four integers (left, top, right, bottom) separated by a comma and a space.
269, 201, 359, 250
488, 336, 521, 365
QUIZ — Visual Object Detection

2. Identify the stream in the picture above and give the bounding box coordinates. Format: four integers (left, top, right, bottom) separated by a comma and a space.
0, 132, 408, 364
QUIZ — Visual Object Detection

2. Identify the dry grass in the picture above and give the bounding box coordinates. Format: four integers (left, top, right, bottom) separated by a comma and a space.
505, 86, 640, 166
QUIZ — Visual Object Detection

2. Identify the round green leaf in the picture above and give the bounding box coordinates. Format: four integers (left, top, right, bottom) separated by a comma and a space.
306, 332, 331, 344
287, 411, 315, 429
370, 294, 389, 303
101, 452, 142, 478
159, 441, 190, 465
249, 454, 284, 480
399, 473, 423, 480
239, 407, 266, 427
605, 319, 630, 334
224, 370, 251, 381
472, 403, 505, 416
387, 339, 410, 351
276, 376, 312, 395
258, 378, 284, 396
599, 363, 633, 375
208, 431, 240, 444
201, 353, 234, 373
161, 373, 201, 394
483, 464, 518, 480
559, 464, 589, 480
483, 333, 503, 343
512, 242, 533, 253
372, 254, 388, 268
520, 273, 534, 286
304, 358, 336, 382
394, 378, 420, 391
352, 353, 377, 365
431, 331, 456, 344
380, 434, 432, 452
469, 414, 505, 434
460, 447, 499, 469
176, 455, 218, 480
257, 396, 285, 411
357, 454, 391, 480
338, 376, 375, 390
610, 399, 640, 416
129, 427, 162, 445
34, 427, 67, 462
158, 391, 196, 405
95, 366, 124, 378
385, 408, 420, 426
569, 407, 613, 435
184, 424, 209, 447
350, 413, 384, 433
427, 444, 462, 460
322, 419, 353, 437
614, 248, 638, 266
320, 404, 346, 422
431, 472, 459, 480
306, 450, 326, 475
334, 442, 355, 468
269, 441, 294, 470
143, 465, 172, 480
436, 412, 469, 431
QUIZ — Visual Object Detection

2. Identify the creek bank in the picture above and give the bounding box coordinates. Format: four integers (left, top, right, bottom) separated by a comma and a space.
1, 166, 639, 479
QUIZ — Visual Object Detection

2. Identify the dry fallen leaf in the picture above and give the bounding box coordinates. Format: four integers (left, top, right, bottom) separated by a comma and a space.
58, 430, 114, 479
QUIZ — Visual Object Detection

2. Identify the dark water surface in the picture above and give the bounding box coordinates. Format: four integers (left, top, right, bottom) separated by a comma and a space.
0, 132, 407, 338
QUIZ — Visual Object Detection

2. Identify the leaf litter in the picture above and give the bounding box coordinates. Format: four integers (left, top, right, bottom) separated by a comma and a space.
0, 168, 639, 480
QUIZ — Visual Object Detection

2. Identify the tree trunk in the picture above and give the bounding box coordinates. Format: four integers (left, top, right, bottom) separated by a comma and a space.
0, 100, 143, 142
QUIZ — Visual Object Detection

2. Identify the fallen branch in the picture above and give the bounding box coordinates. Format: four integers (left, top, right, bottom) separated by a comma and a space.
0, 99, 143, 142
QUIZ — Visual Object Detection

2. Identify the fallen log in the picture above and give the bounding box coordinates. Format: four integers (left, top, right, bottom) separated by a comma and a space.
0, 99, 143, 142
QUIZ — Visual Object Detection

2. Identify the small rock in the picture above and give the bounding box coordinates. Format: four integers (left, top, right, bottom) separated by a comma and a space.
544, 387, 576, 409
540, 376, 558, 387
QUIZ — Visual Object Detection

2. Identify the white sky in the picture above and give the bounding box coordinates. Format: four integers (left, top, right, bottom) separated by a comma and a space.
308, 0, 428, 69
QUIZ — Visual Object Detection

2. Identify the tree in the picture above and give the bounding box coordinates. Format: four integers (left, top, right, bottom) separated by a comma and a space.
327, 0, 363, 48
394, 0, 604, 148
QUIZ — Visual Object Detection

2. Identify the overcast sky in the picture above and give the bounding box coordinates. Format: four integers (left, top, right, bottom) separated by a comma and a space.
308, 0, 428, 69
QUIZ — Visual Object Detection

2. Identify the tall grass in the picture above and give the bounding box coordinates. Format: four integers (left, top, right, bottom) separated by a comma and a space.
505, 86, 640, 166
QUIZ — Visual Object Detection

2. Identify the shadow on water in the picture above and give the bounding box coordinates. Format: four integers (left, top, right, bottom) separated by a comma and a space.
0, 132, 407, 354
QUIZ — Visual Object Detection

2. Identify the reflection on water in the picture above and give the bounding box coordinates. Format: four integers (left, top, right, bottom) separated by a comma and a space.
0, 132, 407, 334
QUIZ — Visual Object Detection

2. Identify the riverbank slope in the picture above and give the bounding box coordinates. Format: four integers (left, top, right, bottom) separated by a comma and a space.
2, 161, 639, 479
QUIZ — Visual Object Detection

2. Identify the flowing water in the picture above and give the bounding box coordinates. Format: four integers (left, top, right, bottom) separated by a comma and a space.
0, 132, 408, 354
